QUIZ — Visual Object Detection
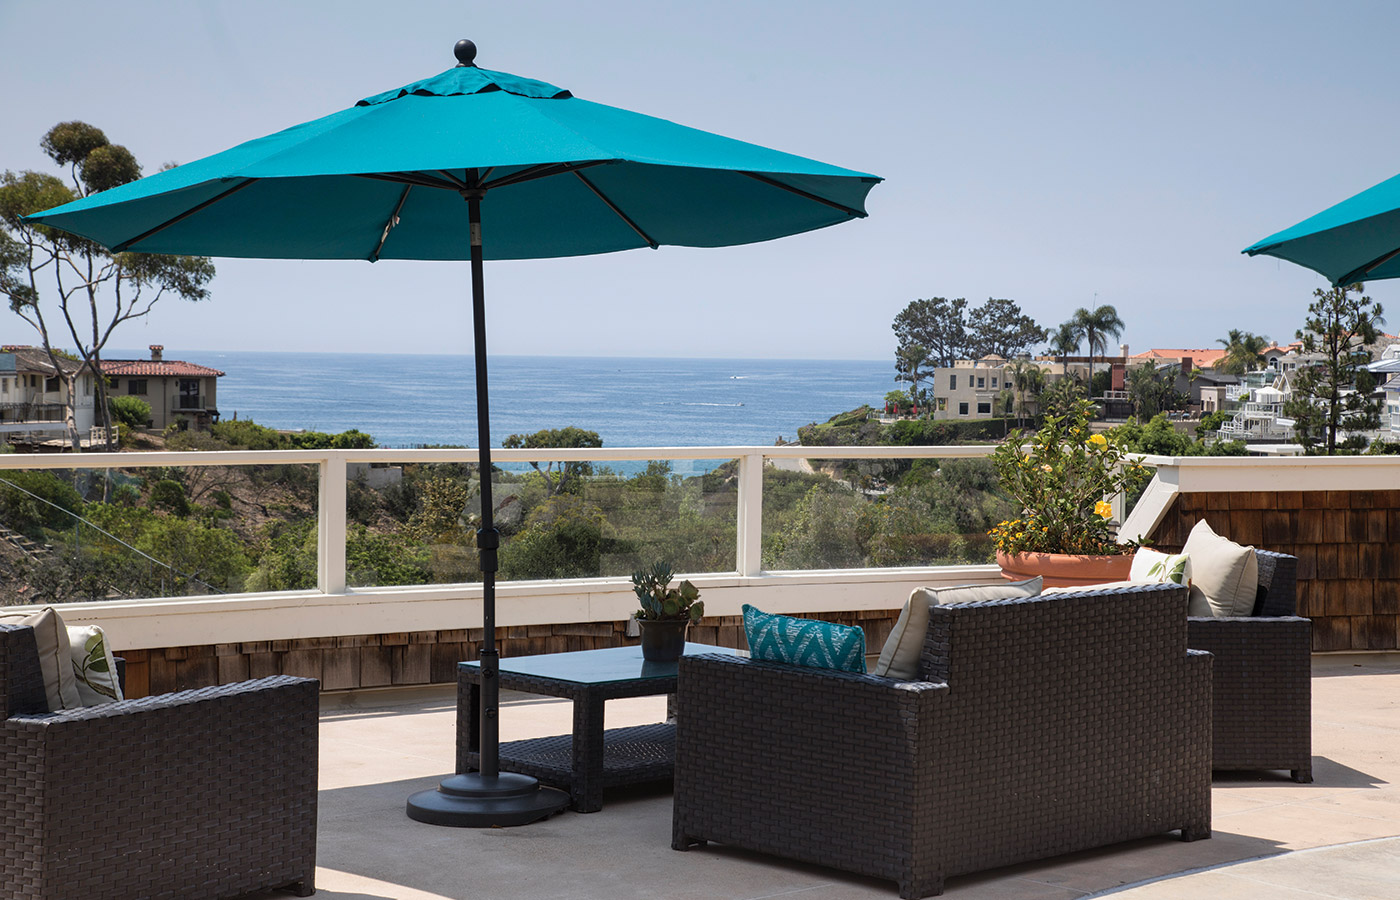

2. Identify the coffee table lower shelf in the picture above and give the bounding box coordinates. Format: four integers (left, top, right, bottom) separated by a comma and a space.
461, 722, 676, 811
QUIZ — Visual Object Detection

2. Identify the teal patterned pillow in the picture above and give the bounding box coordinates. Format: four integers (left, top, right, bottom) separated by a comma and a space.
742, 604, 866, 673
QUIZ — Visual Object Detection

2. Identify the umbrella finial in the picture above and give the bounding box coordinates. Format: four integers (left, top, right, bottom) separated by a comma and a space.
454, 39, 478, 67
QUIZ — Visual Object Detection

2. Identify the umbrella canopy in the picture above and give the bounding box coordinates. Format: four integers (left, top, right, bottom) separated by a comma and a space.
1243, 171, 1400, 285
26, 61, 879, 261
27, 40, 880, 829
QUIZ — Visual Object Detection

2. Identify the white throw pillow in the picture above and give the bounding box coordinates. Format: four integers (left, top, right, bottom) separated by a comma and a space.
873, 578, 1042, 680
1130, 548, 1191, 586
67, 624, 124, 706
1181, 519, 1259, 617
0, 607, 82, 710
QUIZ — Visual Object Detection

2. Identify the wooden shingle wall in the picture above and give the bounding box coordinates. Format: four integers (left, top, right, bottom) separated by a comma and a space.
112, 609, 898, 699
1151, 489, 1400, 653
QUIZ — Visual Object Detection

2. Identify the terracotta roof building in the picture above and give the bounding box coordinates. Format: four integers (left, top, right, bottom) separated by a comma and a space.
102, 345, 223, 431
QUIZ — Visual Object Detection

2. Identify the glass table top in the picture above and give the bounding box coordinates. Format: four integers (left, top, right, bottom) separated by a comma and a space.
460, 643, 745, 686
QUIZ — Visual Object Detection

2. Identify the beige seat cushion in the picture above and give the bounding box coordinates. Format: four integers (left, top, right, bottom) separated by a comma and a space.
1041, 579, 1143, 595
0, 607, 82, 710
1182, 519, 1259, 617
873, 578, 1041, 680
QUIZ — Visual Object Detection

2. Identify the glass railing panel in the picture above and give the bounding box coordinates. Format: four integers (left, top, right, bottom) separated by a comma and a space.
762, 454, 1008, 570
0, 463, 319, 603
344, 457, 739, 589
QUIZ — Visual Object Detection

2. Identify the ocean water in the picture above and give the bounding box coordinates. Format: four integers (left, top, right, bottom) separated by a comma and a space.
144, 351, 896, 450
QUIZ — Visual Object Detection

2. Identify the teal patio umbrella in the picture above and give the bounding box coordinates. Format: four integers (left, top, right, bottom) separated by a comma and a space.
1243, 170, 1400, 284
27, 40, 880, 827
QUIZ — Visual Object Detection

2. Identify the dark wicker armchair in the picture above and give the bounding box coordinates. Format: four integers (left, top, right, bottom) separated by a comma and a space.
672, 584, 1212, 899
1188, 549, 1311, 782
1, 623, 319, 900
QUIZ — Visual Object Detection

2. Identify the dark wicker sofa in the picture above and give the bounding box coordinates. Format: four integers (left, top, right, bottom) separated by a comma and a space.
672, 584, 1212, 899
1188, 548, 1312, 781
1, 623, 319, 900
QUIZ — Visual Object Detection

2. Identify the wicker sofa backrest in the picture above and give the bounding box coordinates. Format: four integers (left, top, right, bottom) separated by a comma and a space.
1255, 549, 1298, 617
918, 583, 1189, 688
0, 623, 49, 719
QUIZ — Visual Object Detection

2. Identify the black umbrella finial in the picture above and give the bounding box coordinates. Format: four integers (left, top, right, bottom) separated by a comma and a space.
454, 39, 478, 67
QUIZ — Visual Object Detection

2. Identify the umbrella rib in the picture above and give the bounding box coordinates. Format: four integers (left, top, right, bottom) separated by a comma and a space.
356, 171, 461, 191
572, 171, 658, 249
110, 178, 258, 252
482, 160, 610, 191
1339, 245, 1400, 286
740, 171, 867, 218
369, 184, 412, 262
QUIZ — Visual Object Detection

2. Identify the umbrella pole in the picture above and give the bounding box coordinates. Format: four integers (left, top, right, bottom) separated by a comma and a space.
406, 191, 569, 827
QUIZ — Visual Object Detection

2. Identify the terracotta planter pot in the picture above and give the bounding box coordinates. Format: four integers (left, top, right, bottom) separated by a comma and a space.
996, 550, 1133, 589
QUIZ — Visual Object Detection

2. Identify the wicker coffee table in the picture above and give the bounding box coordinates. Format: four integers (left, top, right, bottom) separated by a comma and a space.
456, 643, 741, 812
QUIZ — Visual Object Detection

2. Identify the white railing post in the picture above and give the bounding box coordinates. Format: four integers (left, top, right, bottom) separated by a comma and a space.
736, 452, 764, 577
319, 452, 348, 595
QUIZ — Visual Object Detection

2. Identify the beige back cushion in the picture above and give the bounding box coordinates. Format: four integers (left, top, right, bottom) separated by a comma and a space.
873, 577, 1042, 680
1181, 519, 1259, 617
0, 607, 82, 710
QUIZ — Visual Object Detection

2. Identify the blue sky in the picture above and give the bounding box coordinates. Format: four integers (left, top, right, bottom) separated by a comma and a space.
4, 0, 1399, 361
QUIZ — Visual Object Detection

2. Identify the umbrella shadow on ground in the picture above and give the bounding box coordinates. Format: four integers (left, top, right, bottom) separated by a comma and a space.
298, 774, 1296, 900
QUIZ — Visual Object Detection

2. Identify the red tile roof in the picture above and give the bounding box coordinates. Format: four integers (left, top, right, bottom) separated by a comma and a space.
102, 359, 225, 377
1130, 348, 1228, 368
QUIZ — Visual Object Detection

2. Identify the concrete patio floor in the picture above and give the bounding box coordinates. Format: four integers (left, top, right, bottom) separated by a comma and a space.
262, 652, 1399, 900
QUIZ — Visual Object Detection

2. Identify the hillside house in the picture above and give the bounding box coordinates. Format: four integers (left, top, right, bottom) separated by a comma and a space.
0, 345, 97, 443
103, 345, 224, 431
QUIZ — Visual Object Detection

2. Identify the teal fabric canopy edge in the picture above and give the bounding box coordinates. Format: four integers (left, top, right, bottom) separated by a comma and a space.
25, 65, 881, 262
1242, 169, 1400, 286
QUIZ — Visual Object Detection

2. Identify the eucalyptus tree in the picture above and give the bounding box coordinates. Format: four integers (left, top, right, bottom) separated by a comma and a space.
1072, 304, 1125, 396
967, 297, 1046, 360
1282, 284, 1385, 455
0, 122, 214, 449
892, 297, 971, 367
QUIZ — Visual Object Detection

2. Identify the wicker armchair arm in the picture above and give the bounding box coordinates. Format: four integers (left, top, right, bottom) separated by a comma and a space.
8, 675, 317, 727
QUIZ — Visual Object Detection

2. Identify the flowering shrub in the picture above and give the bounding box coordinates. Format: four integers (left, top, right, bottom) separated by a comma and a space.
989, 399, 1147, 556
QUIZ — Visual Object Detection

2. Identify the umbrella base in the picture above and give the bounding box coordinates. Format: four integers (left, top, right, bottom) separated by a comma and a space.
406, 771, 570, 827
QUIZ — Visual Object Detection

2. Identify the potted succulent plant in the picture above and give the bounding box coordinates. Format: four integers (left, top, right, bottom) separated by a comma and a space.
988, 398, 1149, 587
631, 561, 704, 662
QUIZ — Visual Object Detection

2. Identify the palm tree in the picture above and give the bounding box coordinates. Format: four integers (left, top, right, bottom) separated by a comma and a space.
1050, 321, 1082, 378
1006, 359, 1045, 427
1216, 329, 1270, 375
1072, 304, 1125, 396
895, 343, 931, 410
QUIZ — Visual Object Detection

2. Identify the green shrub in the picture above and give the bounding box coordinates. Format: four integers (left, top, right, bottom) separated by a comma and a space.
109, 394, 152, 429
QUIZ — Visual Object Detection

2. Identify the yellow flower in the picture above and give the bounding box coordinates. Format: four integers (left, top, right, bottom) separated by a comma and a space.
1088, 433, 1107, 447
1094, 500, 1113, 519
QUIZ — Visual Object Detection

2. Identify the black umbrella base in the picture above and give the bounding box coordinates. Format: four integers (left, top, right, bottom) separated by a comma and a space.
407, 771, 570, 827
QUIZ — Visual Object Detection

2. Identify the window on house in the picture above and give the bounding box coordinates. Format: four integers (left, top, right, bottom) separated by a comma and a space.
937, 398, 947, 411
977, 402, 992, 415
949, 374, 957, 391
991, 378, 998, 388
976, 377, 985, 388
107, 376, 119, 389
82, 376, 91, 396
179, 379, 200, 409
1, 378, 7, 392
958, 402, 969, 416
45, 377, 59, 392
128, 379, 147, 395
